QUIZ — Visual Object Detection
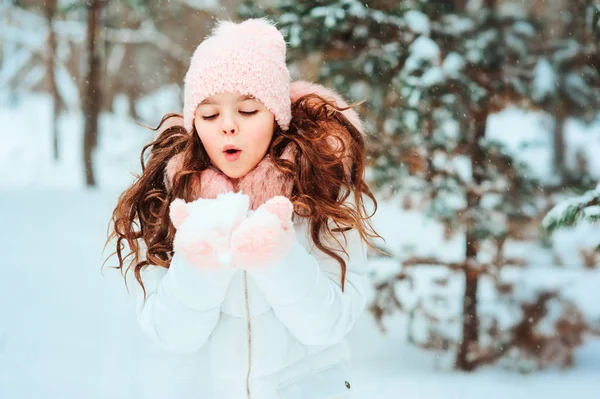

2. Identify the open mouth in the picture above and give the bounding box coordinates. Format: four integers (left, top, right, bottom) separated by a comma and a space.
223, 145, 242, 161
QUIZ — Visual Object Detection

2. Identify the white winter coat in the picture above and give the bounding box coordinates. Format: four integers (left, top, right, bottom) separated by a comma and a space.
135, 208, 369, 399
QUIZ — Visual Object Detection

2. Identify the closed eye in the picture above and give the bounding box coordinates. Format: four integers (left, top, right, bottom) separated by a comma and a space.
201, 111, 257, 120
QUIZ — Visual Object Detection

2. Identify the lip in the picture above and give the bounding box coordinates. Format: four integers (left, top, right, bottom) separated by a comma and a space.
222, 144, 241, 152
223, 145, 242, 162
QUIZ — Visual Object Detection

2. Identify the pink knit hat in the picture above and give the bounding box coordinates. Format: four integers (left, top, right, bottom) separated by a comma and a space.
183, 18, 291, 132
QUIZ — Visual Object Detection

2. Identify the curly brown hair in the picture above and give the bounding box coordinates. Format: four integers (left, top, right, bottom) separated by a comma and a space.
105, 94, 383, 296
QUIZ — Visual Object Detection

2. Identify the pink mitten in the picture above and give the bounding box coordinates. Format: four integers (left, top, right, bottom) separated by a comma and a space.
170, 192, 249, 269
230, 196, 295, 271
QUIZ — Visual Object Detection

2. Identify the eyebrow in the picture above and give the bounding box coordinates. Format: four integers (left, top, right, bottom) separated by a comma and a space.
199, 95, 256, 105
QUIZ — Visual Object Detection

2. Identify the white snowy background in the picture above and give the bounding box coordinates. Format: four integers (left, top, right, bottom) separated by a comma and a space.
1, 86, 599, 398
1, 1, 600, 393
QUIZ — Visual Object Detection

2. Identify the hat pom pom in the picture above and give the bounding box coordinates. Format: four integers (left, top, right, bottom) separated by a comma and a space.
212, 18, 286, 57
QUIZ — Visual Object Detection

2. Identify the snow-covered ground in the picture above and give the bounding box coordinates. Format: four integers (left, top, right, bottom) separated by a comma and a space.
1, 189, 599, 398
1, 92, 600, 398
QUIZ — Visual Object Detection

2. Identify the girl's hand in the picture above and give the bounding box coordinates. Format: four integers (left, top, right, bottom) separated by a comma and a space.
230, 196, 295, 271
172, 222, 231, 269
170, 193, 249, 269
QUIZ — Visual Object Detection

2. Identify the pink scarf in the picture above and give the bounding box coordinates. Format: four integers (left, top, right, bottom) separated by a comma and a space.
164, 143, 296, 210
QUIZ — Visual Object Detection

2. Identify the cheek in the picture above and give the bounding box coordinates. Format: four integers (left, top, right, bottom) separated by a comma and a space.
196, 129, 207, 142
247, 118, 275, 147
251, 129, 272, 143
196, 128, 217, 151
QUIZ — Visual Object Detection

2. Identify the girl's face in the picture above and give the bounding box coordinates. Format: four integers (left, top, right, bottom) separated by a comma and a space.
194, 92, 276, 180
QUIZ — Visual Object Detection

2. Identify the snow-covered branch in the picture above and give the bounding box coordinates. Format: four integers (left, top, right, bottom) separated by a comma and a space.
543, 185, 600, 234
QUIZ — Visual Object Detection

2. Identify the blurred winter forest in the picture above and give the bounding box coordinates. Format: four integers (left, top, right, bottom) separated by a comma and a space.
1, 0, 600, 398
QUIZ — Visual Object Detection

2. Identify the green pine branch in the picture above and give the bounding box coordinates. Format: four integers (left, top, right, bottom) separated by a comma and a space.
543, 186, 600, 234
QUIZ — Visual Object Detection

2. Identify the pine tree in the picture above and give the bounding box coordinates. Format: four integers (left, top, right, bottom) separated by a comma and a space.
529, 0, 600, 187
537, 1, 600, 257
388, 0, 545, 371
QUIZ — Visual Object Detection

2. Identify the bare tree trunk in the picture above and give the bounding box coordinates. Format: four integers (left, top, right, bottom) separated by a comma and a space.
4, 0, 18, 105
44, 0, 60, 161
456, 0, 498, 371
552, 103, 567, 183
455, 110, 487, 372
83, 0, 103, 186
127, 85, 139, 121
454, 0, 468, 13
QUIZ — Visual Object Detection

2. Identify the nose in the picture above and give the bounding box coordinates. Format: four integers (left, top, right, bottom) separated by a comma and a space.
221, 114, 238, 136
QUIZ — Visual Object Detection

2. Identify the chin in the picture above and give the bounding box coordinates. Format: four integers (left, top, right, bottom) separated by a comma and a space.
221, 167, 249, 180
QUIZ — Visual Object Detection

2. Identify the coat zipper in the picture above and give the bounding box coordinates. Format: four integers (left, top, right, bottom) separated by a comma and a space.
243, 271, 252, 399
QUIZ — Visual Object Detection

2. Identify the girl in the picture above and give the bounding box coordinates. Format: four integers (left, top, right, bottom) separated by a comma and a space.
108, 18, 381, 399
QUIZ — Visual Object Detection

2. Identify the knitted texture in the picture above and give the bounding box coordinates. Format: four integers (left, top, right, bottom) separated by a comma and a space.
170, 192, 250, 268
183, 18, 291, 132
231, 196, 295, 271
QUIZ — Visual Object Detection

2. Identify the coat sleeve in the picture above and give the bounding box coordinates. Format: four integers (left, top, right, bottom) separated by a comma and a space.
248, 215, 370, 346
134, 254, 235, 353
